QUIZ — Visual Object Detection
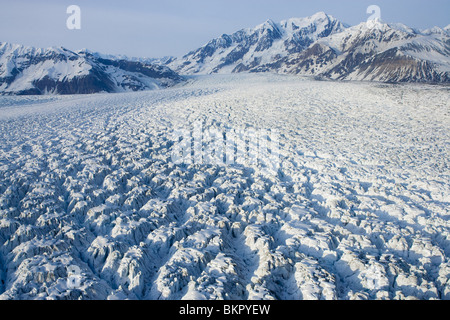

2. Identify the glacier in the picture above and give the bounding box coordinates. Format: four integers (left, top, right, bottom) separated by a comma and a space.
0, 74, 449, 300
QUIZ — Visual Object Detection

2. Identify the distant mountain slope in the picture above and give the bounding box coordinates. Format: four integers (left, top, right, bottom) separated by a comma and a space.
168, 13, 450, 83
1, 12, 448, 91
0, 43, 183, 95
282, 21, 450, 82
168, 12, 347, 74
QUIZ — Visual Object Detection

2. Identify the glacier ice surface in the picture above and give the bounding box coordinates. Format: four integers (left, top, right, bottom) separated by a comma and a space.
0, 74, 449, 300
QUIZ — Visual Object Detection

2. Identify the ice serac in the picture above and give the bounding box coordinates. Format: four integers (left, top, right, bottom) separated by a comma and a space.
0, 43, 184, 95
168, 12, 347, 75
0, 74, 449, 300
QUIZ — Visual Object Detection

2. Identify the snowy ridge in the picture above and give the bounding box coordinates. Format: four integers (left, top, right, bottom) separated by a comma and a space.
1, 12, 448, 94
168, 14, 450, 83
168, 12, 347, 75
0, 43, 183, 95
0, 74, 449, 300
76, 49, 175, 68
315, 22, 450, 82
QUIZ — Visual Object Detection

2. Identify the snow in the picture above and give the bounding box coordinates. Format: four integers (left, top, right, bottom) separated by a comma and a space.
422, 26, 446, 35
0, 42, 91, 94
169, 13, 346, 75
312, 21, 450, 81
0, 42, 181, 95
0, 73, 449, 300
280, 12, 344, 34
400, 36, 450, 73
169, 15, 449, 84
3, 59, 92, 93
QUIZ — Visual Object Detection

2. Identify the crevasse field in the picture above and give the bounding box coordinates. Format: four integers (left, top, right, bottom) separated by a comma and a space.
0, 74, 449, 300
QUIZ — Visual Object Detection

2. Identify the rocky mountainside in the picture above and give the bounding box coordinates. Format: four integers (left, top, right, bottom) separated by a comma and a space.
169, 12, 347, 74
1, 12, 448, 94
0, 43, 183, 95
280, 21, 450, 82
168, 13, 450, 83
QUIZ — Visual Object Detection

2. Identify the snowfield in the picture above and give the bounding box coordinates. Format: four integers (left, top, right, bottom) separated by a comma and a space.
0, 74, 449, 300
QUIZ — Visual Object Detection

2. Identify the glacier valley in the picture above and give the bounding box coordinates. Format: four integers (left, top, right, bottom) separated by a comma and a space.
0, 74, 448, 300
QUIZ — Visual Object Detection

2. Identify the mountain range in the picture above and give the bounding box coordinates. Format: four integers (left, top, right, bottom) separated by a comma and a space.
0, 44, 183, 95
168, 12, 450, 83
1, 12, 449, 95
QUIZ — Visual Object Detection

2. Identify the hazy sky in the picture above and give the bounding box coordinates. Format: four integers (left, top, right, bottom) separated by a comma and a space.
0, 0, 449, 58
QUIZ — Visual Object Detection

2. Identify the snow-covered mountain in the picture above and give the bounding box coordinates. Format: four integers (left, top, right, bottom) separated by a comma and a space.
168, 12, 347, 74
168, 13, 450, 83
78, 49, 176, 68
281, 21, 450, 82
1, 12, 448, 94
0, 43, 183, 95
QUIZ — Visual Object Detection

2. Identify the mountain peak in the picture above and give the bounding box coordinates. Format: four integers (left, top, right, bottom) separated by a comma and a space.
169, 13, 348, 75
0, 42, 183, 95
421, 26, 447, 35
281, 12, 346, 36
310, 11, 329, 20
264, 18, 277, 26
167, 12, 449, 83
348, 20, 417, 36
254, 19, 279, 32
309, 12, 343, 25
282, 12, 338, 26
